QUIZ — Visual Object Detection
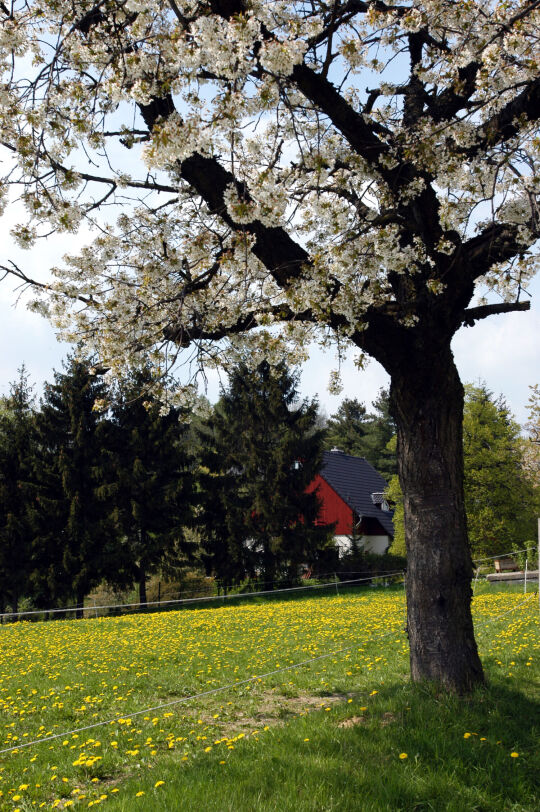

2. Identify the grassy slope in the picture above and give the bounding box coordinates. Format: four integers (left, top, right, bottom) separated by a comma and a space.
0, 584, 537, 811
110, 681, 539, 812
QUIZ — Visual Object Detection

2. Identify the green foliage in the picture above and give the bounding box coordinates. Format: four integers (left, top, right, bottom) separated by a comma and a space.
0, 366, 36, 613
463, 384, 536, 558
30, 357, 115, 610
198, 361, 333, 586
324, 389, 397, 481
108, 366, 194, 603
387, 384, 539, 560
386, 483, 405, 558
339, 548, 407, 576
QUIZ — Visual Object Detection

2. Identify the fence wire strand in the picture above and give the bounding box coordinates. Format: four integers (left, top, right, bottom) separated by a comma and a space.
0, 573, 405, 621
0, 588, 536, 758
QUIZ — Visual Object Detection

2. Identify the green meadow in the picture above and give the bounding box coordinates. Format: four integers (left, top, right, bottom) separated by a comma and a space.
0, 584, 537, 811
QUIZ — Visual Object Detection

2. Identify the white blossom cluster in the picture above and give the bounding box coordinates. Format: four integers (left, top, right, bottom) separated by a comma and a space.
0, 0, 538, 381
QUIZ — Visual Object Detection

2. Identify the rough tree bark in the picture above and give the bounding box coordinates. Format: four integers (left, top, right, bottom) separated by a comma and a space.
390, 341, 484, 692
138, 568, 147, 607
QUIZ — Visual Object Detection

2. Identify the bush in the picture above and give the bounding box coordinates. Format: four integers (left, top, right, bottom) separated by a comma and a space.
338, 549, 407, 577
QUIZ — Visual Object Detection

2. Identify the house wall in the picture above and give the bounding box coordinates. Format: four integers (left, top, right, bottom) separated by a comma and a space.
307, 475, 392, 556
362, 535, 391, 555
335, 534, 391, 556
306, 474, 353, 535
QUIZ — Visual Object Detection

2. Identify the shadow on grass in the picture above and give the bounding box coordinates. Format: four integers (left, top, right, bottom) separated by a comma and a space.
124, 678, 539, 812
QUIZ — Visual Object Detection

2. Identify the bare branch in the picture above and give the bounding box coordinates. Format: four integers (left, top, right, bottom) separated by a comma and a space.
461, 300, 531, 327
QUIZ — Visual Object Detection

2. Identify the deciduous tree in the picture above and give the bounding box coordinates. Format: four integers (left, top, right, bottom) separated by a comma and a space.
463, 384, 537, 558
2, 0, 539, 690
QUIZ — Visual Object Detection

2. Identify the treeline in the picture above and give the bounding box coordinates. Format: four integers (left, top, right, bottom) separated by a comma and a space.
387, 384, 540, 559
1, 357, 394, 615
1, 357, 538, 615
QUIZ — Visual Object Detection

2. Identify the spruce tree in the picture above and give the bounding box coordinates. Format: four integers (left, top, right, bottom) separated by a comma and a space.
109, 368, 193, 605
324, 389, 397, 480
463, 384, 536, 558
199, 361, 331, 586
197, 411, 253, 591
324, 399, 370, 457
31, 357, 114, 615
0, 367, 36, 615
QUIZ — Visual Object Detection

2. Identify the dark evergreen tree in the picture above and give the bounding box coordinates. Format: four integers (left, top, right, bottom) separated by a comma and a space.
197, 410, 253, 591
0, 367, 36, 615
199, 361, 332, 586
363, 390, 397, 481
324, 389, 397, 480
31, 357, 114, 615
324, 398, 370, 456
109, 367, 193, 605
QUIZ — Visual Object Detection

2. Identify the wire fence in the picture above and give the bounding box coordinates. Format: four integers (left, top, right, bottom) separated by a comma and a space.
472, 545, 537, 564
0, 588, 535, 758
0, 571, 406, 623
3, 545, 537, 623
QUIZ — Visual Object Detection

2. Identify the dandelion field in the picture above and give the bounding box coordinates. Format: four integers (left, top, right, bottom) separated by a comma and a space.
0, 587, 538, 811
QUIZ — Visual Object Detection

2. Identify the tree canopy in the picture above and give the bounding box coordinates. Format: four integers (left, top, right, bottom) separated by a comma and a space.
463, 383, 538, 558
1, 0, 539, 691
197, 360, 332, 586
324, 390, 396, 479
1, 0, 537, 375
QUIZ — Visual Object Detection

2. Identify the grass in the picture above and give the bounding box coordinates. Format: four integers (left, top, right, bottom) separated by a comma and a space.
0, 585, 537, 810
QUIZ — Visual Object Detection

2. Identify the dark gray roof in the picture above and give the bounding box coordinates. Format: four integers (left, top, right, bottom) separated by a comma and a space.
320, 450, 394, 537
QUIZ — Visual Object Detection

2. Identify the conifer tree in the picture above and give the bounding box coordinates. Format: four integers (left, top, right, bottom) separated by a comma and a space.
31, 357, 114, 615
108, 368, 193, 605
199, 361, 331, 586
197, 410, 253, 591
463, 384, 536, 558
324, 398, 370, 457
325, 389, 397, 479
0, 367, 36, 615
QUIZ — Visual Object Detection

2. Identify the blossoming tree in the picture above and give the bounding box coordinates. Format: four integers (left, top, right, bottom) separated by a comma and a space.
1, 0, 539, 691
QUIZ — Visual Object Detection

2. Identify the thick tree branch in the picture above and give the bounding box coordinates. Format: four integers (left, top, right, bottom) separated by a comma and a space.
463, 218, 540, 276
137, 99, 311, 289
461, 300, 531, 327
461, 76, 540, 157
162, 303, 316, 346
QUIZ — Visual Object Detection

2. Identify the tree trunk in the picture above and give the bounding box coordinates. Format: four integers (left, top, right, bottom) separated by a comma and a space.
139, 569, 147, 606
390, 344, 484, 693
75, 587, 85, 620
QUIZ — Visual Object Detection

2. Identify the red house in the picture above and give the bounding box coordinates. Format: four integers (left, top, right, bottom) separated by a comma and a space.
307, 449, 394, 556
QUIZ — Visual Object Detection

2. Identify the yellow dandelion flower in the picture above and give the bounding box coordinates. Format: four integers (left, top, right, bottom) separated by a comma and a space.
399, 753, 408, 760
136, 791, 145, 797
155, 781, 165, 788
510, 752, 519, 758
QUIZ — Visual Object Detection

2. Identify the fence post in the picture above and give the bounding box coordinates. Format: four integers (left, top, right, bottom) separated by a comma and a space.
524, 559, 528, 594
334, 573, 339, 595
